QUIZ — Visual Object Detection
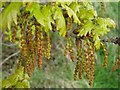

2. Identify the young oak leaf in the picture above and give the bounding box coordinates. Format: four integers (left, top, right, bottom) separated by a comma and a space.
105, 18, 116, 28
61, 4, 81, 25
2, 79, 11, 88
0, 2, 22, 31
93, 35, 100, 50
15, 79, 30, 88
26, 3, 45, 27
92, 26, 110, 36
96, 17, 115, 28
53, 6, 66, 37
42, 5, 54, 33
69, 2, 81, 13
78, 20, 93, 36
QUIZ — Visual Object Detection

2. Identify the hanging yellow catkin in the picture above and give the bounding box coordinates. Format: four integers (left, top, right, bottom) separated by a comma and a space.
82, 38, 95, 87
11, 24, 17, 43
74, 38, 83, 80
27, 20, 36, 72
64, 33, 70, 57
84, 39, 91, 80
89, 41, 95, 87
20, 22, 31, 76
100, 0, 105, 17
22, 12, 34, 77
17, 53, 22, 69
74, 60, 80, 80
46, 33, 51, 60
39, 29, 44, 68
74, 38, 80, 80
112, 55, 120, 71
38, 50, 43, 68
68, 38, 74, 62
25, 30, 32, 77
67, 17, 73, 30
64, 40, 69, 56
78, 48, 83, 79
69, 45, 74, 62
101, 42, 108, 68
35, 24, 43, 68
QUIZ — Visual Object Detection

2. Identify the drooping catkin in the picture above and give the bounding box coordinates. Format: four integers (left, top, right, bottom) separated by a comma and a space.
35, 24, 43, 68
11, 24, 17, 43
100, 1, 105, 17
101, 42, 108, 68
26, 20, 36, 72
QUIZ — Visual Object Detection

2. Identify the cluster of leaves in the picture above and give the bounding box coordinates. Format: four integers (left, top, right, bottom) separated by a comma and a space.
1, 67, 30, 88
0, 1, 116, 49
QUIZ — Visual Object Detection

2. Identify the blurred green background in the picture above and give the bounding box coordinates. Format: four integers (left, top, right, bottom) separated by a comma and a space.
2, 2, 119, 88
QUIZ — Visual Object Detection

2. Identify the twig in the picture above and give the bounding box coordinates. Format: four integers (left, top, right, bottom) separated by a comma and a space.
0, 50, 20, 67
101, 37, 120, 46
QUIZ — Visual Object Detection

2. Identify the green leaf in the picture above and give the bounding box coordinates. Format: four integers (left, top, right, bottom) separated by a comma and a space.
69, 2, 80, 13
93, 26, 110, 36
42, 5, 54, 33
15, 80, 30, 88
22, 79, 30, 88
15, 67, 24, 74
24, 74, 30, 80
1, 73, 19, 88
11, 10, 18, 25
7, 13, 12, 30
105, 18, 116, 28
26, 3, 45, 26
78, 9, 97, 20
15, 67, 24, 80
7, 74, 19, 86
97, 18, 106, 27
56, 0, 74, 4
82, 0, 93, 10
4, 28, 12, 41
15, 82, 25, 88
96, 18, 115, 28
93, 35, 100, 50
53, 6, 66, 37
78, 20, 93, 36
2, 79, 11, 88
0, 2, 22, 31
1, 67, 30, 89
61, 4, 81, 25
92, 18, 113, 37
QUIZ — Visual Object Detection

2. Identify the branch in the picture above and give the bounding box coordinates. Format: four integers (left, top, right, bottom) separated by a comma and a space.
101, 37, 120, 46
0, 50, 20, 67
72, 28, 120, 46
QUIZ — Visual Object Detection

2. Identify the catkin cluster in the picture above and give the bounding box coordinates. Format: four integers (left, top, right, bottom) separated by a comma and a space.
73, 37, 95, 87
9, 6, 118, 87
100, 42, 108, 68
64, 37, 74, 62
11, 11, 52, 76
